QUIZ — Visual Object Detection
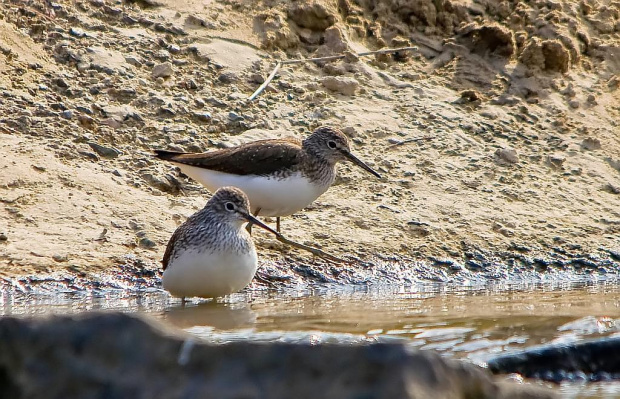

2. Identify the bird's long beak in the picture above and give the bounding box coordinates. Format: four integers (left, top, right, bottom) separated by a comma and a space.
343, 151, 382, 178
243, 213, 280, 236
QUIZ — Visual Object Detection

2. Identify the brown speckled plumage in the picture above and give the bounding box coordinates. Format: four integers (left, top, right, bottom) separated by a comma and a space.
162, 187, 253, 271
154, 126, 362, 187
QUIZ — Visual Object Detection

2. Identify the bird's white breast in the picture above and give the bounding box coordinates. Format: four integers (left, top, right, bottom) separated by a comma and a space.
174, 164, 330, 217
162, 248, 258, 298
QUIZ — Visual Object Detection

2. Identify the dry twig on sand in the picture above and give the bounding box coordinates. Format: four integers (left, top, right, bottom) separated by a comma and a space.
387, 136, 433, 149
273, 232, 350, 265
248, 62, 282, 102
248, 46, 418, 101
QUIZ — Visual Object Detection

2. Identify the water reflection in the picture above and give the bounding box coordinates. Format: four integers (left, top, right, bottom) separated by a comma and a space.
560, 381, 620, 399
1, 280, 620, 398
165, 301, 257, 330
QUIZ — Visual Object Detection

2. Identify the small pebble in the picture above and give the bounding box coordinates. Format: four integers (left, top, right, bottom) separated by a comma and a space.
596, 372, 612, 381
154, 50, 170, 60
547, 155, 565, 168
69, 27, 86, 37
604, 183, 620, 194
52, 254, 68, 262
151, 62, 173, 79
185, 79, 198, 90
573, 371, 588, 381
342, 126, 357, 137
459, 89, 482, 102
78, 151, 99, 161
76, 106, 92, 115
88, 142, 121, 159
125, 56, 142, 67
581, 137, 601, 150
139, 237, 157, 249
321, 76, 359, 96
218, 72, 238, 84
495, 147, 519, 164
55, 78, 69, 88
100, 118, 122, 129
250, 73, 265, 84
228, 112, 243, 121
78, 115, 96, 128
192, 112, 211, 122
128, 220, 143, 231
504, 373, 523, 383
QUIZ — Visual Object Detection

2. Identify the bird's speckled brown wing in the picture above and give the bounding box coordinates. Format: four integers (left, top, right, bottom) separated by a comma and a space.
154, 137, 303, 176
162, 224, 187, 271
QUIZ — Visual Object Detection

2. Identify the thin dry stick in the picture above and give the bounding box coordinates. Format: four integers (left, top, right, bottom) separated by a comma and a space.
248, 46, 418, 101
0, 125, 19, 135
273, 232, 349, 265
247, 61, 281, 102
16, 5, 56, 22
388, 136, 433, 149
282, 46, 419, 65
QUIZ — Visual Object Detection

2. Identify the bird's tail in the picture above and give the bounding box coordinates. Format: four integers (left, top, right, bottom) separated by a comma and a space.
153, 149, 186, 161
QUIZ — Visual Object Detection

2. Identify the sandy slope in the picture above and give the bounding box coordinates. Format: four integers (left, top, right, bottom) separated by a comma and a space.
1, 0, 619, 283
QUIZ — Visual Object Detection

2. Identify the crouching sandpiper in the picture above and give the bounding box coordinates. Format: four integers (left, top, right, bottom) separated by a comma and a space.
162, 186, 279, 299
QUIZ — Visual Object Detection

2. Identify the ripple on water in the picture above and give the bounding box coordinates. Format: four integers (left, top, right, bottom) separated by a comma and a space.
2, 279, 620, 397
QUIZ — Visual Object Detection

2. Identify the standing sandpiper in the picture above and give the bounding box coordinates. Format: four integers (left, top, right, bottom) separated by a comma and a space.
162, 186, 279, 299
154, 126, 381, 232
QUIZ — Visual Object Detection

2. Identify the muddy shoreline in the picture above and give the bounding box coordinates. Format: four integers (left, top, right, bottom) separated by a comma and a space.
1, 0, 619, 285
1, 258, 618, 295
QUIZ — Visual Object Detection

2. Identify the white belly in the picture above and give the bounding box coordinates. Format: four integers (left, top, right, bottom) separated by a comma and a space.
162, 249, 258, 298
174, 164, 329, 217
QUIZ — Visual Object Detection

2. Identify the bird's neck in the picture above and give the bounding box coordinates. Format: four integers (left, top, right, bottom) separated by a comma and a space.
303, 157, 336, 187
299, 141, 336, 186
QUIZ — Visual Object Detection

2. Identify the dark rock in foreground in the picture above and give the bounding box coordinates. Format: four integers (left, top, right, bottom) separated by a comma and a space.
0, 312, 555, 399
488, 337, 620, 383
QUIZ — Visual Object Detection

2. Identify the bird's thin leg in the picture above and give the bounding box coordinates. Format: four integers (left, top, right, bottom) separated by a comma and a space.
272, 232, 350, 265
276, 217, 281, 233
246, 208, 261, 235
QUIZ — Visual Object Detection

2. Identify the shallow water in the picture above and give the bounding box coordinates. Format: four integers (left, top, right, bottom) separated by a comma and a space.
2, 280, 620, 397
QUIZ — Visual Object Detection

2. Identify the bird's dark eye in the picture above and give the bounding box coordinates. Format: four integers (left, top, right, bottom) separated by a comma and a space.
327, 140, 337, 149
225, 202, 235, 211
